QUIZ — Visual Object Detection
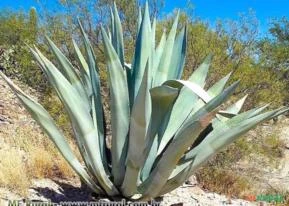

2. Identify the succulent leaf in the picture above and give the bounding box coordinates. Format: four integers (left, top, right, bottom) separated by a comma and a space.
32, 47, 118, 195
77, 20, 108, 172
101, 26, 130, 186
0, 72, 104, 194
122, 61, 151, 196
131, 2, 152, 102
154, 11, 180, 86
141, 85, 179, 181
112, 2, 125, 66
170, 26, 187, 80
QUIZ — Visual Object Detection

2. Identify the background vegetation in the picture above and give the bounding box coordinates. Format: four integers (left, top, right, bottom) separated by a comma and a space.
0, 0, 289, 199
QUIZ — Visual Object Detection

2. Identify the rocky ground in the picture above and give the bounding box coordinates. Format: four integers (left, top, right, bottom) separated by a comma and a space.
0, 77, 289, 206
0, 178, 257, 206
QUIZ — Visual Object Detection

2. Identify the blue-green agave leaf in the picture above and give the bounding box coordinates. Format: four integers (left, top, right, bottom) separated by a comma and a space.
178, 105, 270, 166
156, 86, 199, 156
45, 36, 90, 108
217, 94, 248, 120
154, 11, 179, 86
131, 2, 152, 102
151, 18, 156, 51
110, 7, 115, 40
72, 39, 92, 98
122, 61, 151, 196
152, 32, 166, 83
188, 54, 212, 88
139, 82, 239, 199
141, 85, 179, 182
169, 26, 187, 80
77, 20, 108, 172
101, 27, 130, 186
164, 80, 211, 102
112, 2, 125, 66
137, 6, 142, 35
0, 72, 104, 194
32, 47, 118, 195
72, 39, 90, 77
157, 73, 232, 157
167, 105, 278, 192
184, 109, 287, 184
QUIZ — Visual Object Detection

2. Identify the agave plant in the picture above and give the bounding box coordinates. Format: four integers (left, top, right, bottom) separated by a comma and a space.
0, 2, 288, 201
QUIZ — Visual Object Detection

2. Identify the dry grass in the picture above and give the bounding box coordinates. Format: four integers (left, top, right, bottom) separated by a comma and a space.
0, 123, 76, 196
0, 148, 31, 196
27, 148, 56, 179
27, 147, 75, 179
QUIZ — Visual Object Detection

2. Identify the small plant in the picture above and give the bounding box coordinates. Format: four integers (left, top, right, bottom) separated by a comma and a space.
0, 2, 288, 200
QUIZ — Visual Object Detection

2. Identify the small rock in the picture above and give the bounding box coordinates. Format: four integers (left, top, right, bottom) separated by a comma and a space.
186, 175, 198, 186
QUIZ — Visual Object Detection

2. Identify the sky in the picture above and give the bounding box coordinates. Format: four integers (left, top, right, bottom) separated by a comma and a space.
1, 0, 289, 34
165, 0, 289, 35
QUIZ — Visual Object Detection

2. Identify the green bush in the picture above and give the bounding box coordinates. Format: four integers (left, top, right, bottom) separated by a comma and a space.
0, 8, 46, 90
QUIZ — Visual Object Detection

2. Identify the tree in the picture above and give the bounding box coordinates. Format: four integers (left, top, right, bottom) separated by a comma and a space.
258, 18, 289, 78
